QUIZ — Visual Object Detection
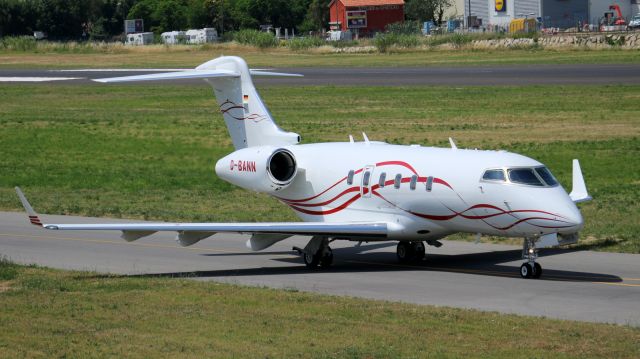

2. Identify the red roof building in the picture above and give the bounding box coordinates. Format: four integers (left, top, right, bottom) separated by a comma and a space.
328, 0, 405, 35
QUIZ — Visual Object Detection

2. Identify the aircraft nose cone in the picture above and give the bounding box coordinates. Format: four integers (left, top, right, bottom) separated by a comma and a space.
561, 202, 584, 233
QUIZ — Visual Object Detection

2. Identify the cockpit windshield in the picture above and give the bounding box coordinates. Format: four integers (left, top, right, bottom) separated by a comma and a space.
508, 168, 544, 186
482, 166, 559, 187
534, 167, 558, 186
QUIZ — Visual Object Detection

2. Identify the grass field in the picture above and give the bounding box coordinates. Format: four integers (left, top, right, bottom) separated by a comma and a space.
0, 83, 638, 252
0, 260, 638, 358
0, 44, 639, 68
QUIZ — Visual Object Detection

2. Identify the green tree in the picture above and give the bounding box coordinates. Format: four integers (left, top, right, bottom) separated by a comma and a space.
404, 0, 451, 25
300, 0, 330, 33
151, 0, 188, 33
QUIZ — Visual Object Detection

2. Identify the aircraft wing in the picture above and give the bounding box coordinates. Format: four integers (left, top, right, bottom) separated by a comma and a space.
15, 187, 387, 248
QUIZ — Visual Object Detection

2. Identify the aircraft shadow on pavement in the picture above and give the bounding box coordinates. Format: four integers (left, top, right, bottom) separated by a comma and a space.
101, 242, 622, 284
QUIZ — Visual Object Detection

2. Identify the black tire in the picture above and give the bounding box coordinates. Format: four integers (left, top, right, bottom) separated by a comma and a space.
397, 242, 413, 263
520, 263, 533, 279
320, 247, 333, 268
532, 262, 542, 279
303, 252, 319, 268
413, 241, 426, 261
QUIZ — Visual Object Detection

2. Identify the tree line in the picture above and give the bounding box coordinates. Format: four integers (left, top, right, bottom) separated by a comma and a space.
0, 0, 450, 40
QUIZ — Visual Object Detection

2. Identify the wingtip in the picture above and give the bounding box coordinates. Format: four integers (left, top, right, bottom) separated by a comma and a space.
570, 159, 591, 203
15, 187, 43, 226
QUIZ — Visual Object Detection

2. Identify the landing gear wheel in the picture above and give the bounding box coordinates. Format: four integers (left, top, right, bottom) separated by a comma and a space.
532, 262, 542, 279
320, 247, 334, 268
303, 252, 320, 268
520, 263, 533, 279
413, 241, 426, 261
396, 242, 414, 263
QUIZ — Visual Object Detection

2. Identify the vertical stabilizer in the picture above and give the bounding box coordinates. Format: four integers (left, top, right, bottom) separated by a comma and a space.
196, 56, 300, 149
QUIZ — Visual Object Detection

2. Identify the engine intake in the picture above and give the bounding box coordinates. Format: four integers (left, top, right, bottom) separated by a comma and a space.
215, 146, 298, 193
268, 149, 296, 184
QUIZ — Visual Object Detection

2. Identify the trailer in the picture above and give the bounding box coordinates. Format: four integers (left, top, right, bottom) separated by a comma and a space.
185, 28, 218, 44
161, 31, 187, 44
126, 32, 154, 46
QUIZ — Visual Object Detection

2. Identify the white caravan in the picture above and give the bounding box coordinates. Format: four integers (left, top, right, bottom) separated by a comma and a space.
16, 56, 591, 279
185, 28, 218, 44
126, 32, 154, 46
161, 31, 187, 44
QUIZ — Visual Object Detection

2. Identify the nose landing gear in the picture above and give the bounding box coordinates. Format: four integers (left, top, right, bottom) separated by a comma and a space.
521, 238, 542, 279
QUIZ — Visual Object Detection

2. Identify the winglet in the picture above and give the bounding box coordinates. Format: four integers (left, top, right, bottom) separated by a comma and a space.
15, 187, 43, 226
569, 159, 592, 203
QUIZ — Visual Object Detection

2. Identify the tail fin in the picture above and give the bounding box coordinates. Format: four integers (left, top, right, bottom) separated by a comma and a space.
197, 56, 300, 149
94, 56, 300, 149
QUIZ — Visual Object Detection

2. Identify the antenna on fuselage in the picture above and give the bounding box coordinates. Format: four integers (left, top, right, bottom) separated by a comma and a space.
362, 132, 370, 144
349, 135, 354, 144
449, 137, 458, 150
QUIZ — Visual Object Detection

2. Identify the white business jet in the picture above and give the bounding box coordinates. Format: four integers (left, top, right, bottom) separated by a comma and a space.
16, 56, 592, 278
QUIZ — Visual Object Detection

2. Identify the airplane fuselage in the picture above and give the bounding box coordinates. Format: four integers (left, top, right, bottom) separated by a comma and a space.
217, 142, 584, 242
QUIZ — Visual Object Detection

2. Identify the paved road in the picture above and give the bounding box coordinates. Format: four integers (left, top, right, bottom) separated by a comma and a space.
1, 211, 638, 326
1, 64, 640, 85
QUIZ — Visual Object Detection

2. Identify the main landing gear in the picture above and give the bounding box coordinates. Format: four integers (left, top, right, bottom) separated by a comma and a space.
520, 237, 542, 279
396, 241, 426, 263
294, 236, 333, 269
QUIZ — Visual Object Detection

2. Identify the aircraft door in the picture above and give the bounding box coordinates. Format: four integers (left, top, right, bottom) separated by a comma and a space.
361, 165, 375, 198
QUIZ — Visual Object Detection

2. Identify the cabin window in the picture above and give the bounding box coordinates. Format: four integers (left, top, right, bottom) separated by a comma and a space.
394, 174, 402, 189
379, 172, 387, 188
508, 168, 544, 186
410, 175, 417, 190
535, 167, 558, 186
347, 170, 355, 185
426, 176, 433, 191
482, 169, 506, 182
363, 171, 371, 186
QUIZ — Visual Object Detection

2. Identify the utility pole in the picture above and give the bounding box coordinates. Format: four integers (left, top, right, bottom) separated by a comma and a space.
467, 0, 471, 29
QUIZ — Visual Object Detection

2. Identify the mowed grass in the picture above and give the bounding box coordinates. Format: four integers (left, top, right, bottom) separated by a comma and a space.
0, 45, 639, 68
0, 84, 639, 252
0, 260, 638, 358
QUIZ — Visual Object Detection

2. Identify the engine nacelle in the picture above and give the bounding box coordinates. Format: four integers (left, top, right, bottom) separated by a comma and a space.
215, 146, 297, 193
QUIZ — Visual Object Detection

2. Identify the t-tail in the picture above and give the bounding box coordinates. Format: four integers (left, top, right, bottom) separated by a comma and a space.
94, 56, 301, 149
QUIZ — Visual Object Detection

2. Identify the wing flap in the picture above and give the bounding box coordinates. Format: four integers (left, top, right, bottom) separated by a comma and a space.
43, 222, 387, 238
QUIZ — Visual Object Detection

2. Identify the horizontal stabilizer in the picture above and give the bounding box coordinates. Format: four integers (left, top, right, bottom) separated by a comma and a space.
249, 70, 303, 77
93, 69, 239, 83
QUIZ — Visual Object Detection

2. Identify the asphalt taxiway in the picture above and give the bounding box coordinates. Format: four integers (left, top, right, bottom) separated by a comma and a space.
1, 211, 638, 326
1, 64, 640, 86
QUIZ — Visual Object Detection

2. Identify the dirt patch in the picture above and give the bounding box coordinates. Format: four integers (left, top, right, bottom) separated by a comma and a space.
0, 281, 12, 292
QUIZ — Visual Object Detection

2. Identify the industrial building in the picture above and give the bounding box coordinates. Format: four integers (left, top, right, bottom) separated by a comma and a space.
328, 0, 405, 36
457, 0, 640, 29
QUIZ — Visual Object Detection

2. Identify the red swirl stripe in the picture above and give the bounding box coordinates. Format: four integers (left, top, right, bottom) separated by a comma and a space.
219, 99, 267, 123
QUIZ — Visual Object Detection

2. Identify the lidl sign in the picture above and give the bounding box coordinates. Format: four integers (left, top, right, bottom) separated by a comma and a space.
495, 0, 506, 12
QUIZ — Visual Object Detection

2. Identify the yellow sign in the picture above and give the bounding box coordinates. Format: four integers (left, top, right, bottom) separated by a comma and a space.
495, 0, 506, 12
